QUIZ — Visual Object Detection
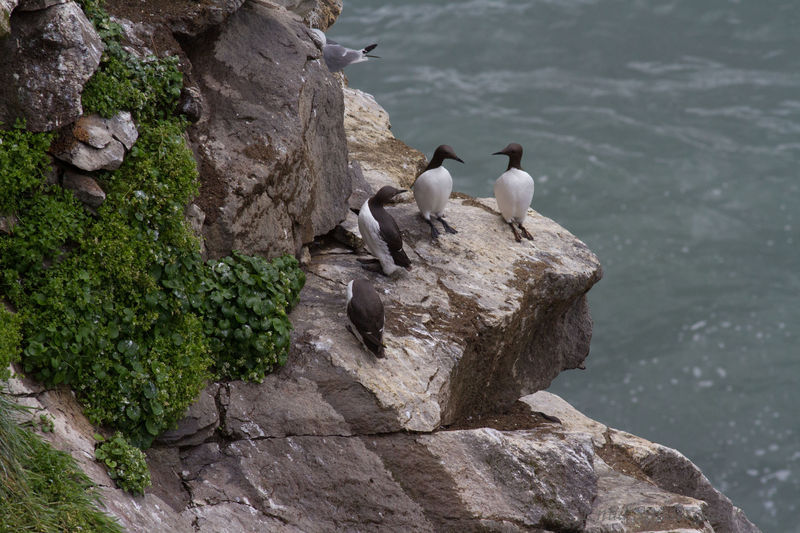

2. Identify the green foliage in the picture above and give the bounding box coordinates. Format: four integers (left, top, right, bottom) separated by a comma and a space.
78, 0, 183, 122
0, 393, 122, 532
94, 432, 151, 495
0, 306, 21, 380
193, 252, 305, 382
0, 120, 54, 213
0, 0, 306, 455
7, 120, 213, 448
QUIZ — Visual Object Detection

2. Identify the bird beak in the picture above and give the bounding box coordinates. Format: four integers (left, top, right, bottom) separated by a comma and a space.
454, 156, 465, 163
365, 54, 381, 58
492, 151, 505, 156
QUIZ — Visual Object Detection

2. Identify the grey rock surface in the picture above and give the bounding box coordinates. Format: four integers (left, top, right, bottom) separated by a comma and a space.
0, 1, 102, 131
0, 0, 18, 38
61, 170, 106, 208
186, 0, 350, 259
271, 0, 342, 30
51, 112, 137, 171
16, 0, 67, 11
524, 391, 761, 533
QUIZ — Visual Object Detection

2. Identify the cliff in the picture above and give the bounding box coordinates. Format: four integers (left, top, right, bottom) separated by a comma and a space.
1, 1, 760, 531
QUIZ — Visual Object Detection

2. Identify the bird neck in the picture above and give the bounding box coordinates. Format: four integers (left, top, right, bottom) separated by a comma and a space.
506, 154, 523, 172
425, 154, 447, 171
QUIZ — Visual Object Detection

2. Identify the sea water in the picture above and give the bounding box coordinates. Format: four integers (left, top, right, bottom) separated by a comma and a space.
331, 1, 800, 530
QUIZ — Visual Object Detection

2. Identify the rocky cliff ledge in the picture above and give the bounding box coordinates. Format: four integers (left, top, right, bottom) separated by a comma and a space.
2, 0, 760, 531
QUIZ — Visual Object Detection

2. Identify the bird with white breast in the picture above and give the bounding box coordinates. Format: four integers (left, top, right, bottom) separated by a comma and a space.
492, 143, 535, 242
357, 185, 412, 276
412, 144, 464, 239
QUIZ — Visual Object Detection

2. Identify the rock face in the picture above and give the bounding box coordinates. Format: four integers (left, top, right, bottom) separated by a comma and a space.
0, 1, 103, 131
51, 111, 138, 171
1, 0, 762, 530
185, 0, 350, 259
271, 0, 342, 30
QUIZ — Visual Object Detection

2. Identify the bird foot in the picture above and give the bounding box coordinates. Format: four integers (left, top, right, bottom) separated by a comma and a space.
517, 223, 533, 241
437, 216, 457, 234
508, 222, 522, 242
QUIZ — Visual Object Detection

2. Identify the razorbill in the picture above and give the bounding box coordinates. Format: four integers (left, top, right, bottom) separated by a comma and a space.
309, 28, 379, 72
412, 145, 464, 239
493, 143, 534, 242
357, 185, 412, 276
345, 279, 385, 358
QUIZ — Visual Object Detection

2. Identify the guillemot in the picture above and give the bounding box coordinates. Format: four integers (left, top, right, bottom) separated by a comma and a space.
345, 279, 385, 358
493, 143, 534, 242
357, 185, 412, 276
309, 28, 379, 72
412, 144, 464, 239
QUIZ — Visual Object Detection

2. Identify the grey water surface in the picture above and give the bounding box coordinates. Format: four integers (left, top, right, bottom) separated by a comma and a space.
331, 1, 800, 530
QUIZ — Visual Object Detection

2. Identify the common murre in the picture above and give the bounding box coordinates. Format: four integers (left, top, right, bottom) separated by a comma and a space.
412, 144, 464, 239
492, 143, 534, 242
345, 279, 385, 358
309, 28, 379, 72
357, 185, 412, 276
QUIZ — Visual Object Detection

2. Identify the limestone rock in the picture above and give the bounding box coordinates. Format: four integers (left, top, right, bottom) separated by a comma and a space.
524, 391, 761, 533
179, 86, 204, 123
271, 0, 342, 30
272, 194, 601, 434
61, 170, 106, 208
0, 0, 18, 38
52, 112, 137, 171
344, 86, 427, 190
156, 385, 219, 447
186, 0, 350, 259
16, 0, 67, 11
0, 213, 18, 235
0, 1, 103, 131
105, 0, 245, 39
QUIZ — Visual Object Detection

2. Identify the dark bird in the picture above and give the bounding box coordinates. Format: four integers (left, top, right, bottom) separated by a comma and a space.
310, 29, 379, 72
412, 144, 464, 239
357, 185, 412, 276
346, 279, 385, 358
492, 143, 534, 242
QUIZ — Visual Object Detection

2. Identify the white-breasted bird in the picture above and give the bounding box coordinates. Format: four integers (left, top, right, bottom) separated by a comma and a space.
309, 28, 379, 72
345, 279, 385, 358
357, 185, 412, 276
412, 144, 464, 239
492, 143, 534, 242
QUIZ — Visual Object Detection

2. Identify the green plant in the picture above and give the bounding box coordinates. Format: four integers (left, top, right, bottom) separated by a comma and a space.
2, 0, 306, 455
78, 0, 183, 123
0, 392, 122, 532
190, 252, 305, 382
0, 305, 21, 379
94, 432, 151, 495
0, 120, 53, 214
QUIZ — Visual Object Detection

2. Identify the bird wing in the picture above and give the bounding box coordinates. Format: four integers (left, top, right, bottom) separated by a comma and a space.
347, 301, 384, 356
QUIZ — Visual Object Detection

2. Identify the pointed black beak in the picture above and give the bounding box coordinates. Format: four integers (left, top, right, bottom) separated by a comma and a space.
492, 151, 505, 156
454, 156, 465, 163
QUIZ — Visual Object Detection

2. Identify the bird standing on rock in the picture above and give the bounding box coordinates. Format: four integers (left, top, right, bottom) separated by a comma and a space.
345, 279, 385, 358
357, 185, 412, 276
309, 28, 379, 72
493, 143, 535, 242
412, 144, 464, 239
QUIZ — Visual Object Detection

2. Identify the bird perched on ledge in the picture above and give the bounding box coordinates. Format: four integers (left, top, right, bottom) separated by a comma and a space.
309, 28, 379, 72
357, 185, 412, 276
345, 279, 385, 358
492, 143, 534, 242
412, 144, 464, 239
